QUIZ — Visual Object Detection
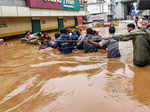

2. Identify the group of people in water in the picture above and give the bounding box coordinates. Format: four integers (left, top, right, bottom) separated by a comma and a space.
15, 17, 150, 67
23, 27, 103, 54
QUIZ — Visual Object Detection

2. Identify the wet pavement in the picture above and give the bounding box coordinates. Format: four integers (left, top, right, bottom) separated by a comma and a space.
0, 22, 150, 112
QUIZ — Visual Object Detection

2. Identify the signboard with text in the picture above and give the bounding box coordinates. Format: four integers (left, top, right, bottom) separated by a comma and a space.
26, 0, 80, 11
62, 0, 80, 11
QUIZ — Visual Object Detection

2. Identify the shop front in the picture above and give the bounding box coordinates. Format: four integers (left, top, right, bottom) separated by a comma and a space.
26, 0, 80, 33
0, 0, 83, 38
0, 18, 32, 38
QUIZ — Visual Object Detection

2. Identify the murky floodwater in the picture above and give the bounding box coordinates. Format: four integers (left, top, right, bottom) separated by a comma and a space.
1, 21, 150, 112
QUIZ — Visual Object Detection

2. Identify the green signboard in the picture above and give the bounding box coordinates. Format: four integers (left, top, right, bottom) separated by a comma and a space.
62, 0, 80, 11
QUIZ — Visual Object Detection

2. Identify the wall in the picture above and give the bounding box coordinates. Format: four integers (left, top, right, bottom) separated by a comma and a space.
0, 17, 77, 37
0, 18, 31, 37
113, 2, 125, 19
40, 17, 58, 31
26, 0, 62, 10
26, 0, 80, 11
0, 6, 86, 17
64, 16, 75, 28
87, 4, 101, 14
142, 10, 150, 16
0, 0, 25, 6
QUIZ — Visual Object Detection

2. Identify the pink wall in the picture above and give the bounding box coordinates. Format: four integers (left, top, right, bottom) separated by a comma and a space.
25, 0, 62, 10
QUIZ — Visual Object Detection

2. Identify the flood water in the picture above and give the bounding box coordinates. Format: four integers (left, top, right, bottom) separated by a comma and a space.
1, 22, 150, 112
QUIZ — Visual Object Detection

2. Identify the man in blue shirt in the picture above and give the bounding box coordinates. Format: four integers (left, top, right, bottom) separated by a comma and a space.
51, 28, 74, 54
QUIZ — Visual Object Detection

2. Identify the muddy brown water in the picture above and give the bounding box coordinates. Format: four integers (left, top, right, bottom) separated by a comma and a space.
0, 22, 150, 112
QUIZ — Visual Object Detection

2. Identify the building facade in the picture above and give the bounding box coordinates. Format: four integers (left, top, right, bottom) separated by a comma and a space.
137, 0, 150, 10
0, 0, 86, 38
137, 0, 150, 16
87, 0, 105, 14
107, 0, 136, 20
87, 0, 106, 22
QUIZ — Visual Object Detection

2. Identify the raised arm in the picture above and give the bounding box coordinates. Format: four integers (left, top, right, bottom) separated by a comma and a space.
111, 31, 146, 41
85, 40, 105, 49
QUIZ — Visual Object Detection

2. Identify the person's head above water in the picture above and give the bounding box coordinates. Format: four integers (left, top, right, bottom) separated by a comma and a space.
37, 32, 42, 37
86, 28, 93, 35
43, 32, 49, 38
127, 23, 135, 32
135, 16, 139, 20
25, 31, 30, 35
92, 30, 98, 35
60, 28, 68, 35
143, 16, 148, 20
55, 32, 60, 39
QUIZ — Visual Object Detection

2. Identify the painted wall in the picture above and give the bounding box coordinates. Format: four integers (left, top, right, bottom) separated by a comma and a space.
0, 18, 31, 37
64, 16, 75, 27
26, 0, 62, 10
40, 17, 58, 31
26, 0, 80, 11
0, 17, 77, 37
113, 2, 125, 19
0, 6, 86, 17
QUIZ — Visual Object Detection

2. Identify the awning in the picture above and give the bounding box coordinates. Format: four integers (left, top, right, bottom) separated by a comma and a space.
137, 0, 150, 10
